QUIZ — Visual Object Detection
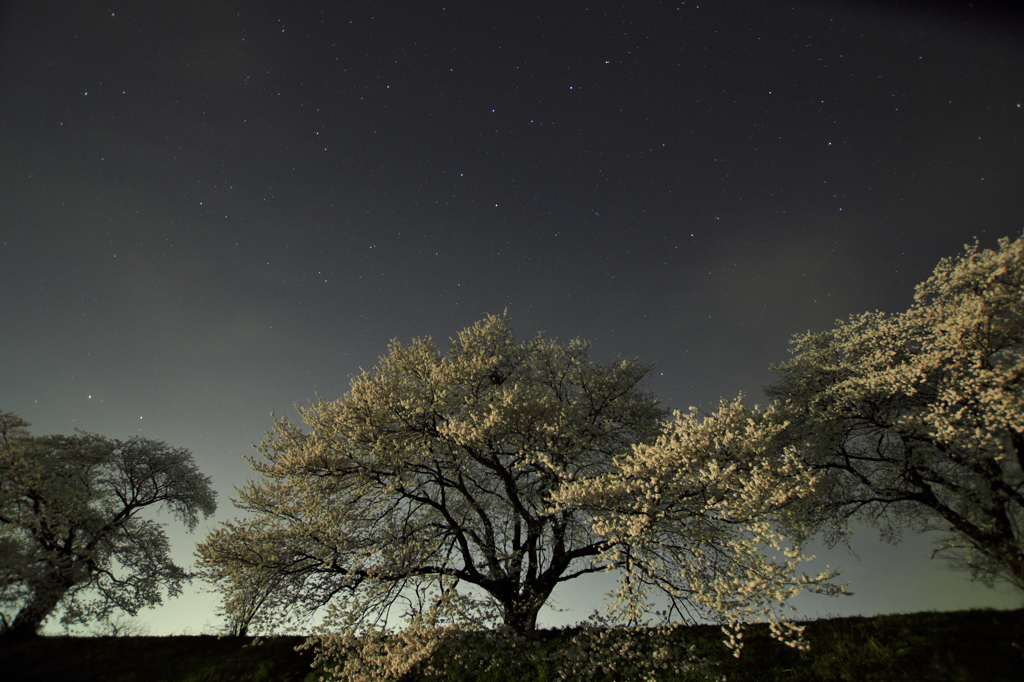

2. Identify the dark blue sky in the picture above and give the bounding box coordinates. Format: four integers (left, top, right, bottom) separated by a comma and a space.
2, 0, 1022, 633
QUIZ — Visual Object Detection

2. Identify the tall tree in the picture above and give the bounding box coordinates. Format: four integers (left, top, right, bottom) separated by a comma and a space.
767, 236, 1024, 588
197, 315, 666, 636
0, 413, 217, 638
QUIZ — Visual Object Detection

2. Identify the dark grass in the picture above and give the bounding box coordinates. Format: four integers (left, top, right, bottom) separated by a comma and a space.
676, 608, 1024, 681
0, 634, 318, 682
2, 608, 1022, 681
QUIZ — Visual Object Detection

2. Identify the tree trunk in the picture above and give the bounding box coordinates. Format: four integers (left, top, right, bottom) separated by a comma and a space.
1, 584, 70, 640
503, 603, 539, 634
501, 589, 550, 635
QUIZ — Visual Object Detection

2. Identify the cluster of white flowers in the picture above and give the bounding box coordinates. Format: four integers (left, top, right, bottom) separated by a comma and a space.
305, 583, 519, 682
552, 397, 843, 656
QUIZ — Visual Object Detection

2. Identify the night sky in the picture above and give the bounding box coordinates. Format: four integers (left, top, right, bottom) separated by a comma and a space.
2, 0, 1023, 634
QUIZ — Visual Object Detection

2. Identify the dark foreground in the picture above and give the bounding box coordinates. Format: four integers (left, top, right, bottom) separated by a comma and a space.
2, 608, 1022, 681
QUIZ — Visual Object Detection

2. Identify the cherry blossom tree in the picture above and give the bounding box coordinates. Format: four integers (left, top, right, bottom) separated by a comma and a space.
0, 412, 217, 639
197, 314, 667, 637
767, 236, 1024, 589
198, 315, 838, 679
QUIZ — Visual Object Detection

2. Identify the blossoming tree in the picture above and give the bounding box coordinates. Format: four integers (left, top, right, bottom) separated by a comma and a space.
767, 236, 1024, 589
0, 413, 217, 639
198, 315, 666, 637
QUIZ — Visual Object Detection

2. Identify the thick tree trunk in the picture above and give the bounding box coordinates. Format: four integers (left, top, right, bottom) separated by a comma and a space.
501, 588, 551, 635
503, 603, 540, 634
1, 584, 70, 640
2, 616, 43, 640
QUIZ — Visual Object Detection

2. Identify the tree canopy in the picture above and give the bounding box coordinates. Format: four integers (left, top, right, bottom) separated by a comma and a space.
197, 315, 835, 663
0, 412, 217, 638
767, 236, 1024, 588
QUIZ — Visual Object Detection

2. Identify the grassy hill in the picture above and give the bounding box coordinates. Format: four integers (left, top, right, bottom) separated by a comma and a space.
2, 608, 1022, 681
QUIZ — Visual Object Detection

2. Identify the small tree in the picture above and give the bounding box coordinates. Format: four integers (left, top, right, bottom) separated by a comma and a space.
767, 236, 1024, 588
214, 564, 280, 637
0, 412, 217, 638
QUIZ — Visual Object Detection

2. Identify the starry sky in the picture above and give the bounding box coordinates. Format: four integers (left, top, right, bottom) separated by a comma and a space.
2, 0, 1023, 634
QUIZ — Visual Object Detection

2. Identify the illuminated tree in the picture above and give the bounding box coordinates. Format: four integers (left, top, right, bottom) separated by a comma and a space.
0, 413, 217, 639
767, 236, 1024, 589
198, 315, 837, 682
197, 314, 666, 636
